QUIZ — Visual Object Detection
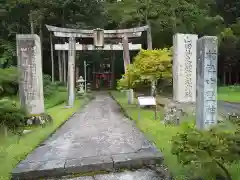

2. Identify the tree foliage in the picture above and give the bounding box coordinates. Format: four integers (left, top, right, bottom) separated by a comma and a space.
117, 49, 172, 90
172, 121, 240, 180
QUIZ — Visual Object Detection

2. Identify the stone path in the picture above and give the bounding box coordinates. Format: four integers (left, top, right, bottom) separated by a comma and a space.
12, 94, 162, 179
218, 101, 240, 116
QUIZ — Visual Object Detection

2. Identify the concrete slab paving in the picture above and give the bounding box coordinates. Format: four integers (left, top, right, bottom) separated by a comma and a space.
12, 94, 163, 179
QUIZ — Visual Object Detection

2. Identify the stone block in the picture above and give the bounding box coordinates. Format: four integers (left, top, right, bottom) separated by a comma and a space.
173, 33, 198, 103
196, 36, 218, 130
12, 161, 43, 180
65, 156, 113, 174
112, 150, 163, 170
16, 34, 45, 115
12, 160, 66, 180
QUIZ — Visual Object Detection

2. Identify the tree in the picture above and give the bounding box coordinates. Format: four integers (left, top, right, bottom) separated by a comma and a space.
117, 49, 172, 95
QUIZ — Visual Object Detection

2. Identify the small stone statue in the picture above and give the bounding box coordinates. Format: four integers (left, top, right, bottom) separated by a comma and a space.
77, 76, 85, 95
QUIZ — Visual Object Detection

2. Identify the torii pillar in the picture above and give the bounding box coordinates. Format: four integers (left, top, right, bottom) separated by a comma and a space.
67, 37, 76, 107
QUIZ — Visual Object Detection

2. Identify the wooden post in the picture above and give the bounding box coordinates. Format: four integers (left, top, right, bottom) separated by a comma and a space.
50, 33, 54, 82
58, 50, 63, 82
63, 50, 67, 84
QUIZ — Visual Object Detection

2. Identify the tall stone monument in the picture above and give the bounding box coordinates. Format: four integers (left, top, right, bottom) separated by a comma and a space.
173, 33, 198, 103
196, 36, 218, 130
16, 34, 45, 115
67, 37, 76, 107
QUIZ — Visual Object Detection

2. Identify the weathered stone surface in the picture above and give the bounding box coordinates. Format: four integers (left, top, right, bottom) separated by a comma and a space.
163, 101, 191, 125
49, 176, 94, 180
196, 36, 218, 130
173, 33, 198, 103
94, 169, 161, 180
12, 94, 162, 179
50, 169, 166, 180
112, 150, 163, 169
16, 34, 45, 115
12, 160, 66, 179
67, 36, 76, 107
12, 162, 42, 180
65, 156, 113, 174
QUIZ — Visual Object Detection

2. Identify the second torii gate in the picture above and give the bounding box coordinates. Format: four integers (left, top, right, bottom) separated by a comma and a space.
55, 42, 142, 90
46, 25, 152, 107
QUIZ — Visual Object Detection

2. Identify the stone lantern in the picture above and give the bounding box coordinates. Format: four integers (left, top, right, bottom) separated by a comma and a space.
77, 76, 85, 95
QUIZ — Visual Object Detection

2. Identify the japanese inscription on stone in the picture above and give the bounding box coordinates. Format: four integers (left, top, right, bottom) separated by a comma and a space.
173, 34, 198, 102
184, 36, 193, 99
196, 36, 218, 130
16, 34, 44, 115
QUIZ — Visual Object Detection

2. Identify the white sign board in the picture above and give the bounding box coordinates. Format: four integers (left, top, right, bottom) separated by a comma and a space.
138, 96, 156, 106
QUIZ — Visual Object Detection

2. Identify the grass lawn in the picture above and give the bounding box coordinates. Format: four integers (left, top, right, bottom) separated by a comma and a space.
111, 91, 240, 180
0, 98, 88, 180
218, 86, 240, 103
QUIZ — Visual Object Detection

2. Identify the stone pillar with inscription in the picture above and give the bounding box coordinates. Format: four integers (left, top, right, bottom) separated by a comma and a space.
173, 33, 198, 103
67, 37, 76, 107
16, 34, 45, 115
196, 36, 218, 130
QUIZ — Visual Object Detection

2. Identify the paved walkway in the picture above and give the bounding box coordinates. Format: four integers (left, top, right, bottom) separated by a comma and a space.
12, 94, 162, 179
218, 101, 240, 116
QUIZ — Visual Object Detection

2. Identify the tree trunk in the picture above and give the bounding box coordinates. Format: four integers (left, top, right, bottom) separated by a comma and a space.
63, 50, 67, 84
29, 12, 34, 34
50, 33, 54, 82
58, 51, 63, 82
236, 71, 239, 84
229, 71, 232, 85
223, 71, 226, 85
146, 20, 153, 50
151, 80, 156, 96
39, 23, 43, 55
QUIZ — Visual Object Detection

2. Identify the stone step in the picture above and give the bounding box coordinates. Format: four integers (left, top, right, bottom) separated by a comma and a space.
49, 168, 169, 180
12, 148, 163, 180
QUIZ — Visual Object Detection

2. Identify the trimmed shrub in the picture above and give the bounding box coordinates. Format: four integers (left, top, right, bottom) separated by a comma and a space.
0, 99, 26, 131
171, 122, 240, 180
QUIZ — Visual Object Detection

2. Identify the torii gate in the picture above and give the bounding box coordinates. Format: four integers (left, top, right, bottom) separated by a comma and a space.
46, 25, 152, 107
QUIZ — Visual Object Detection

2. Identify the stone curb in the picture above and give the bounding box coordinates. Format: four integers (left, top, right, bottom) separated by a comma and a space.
11, 149, 163, 180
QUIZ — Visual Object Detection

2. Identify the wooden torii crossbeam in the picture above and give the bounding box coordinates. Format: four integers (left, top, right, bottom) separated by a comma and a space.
55, 43, 142, 51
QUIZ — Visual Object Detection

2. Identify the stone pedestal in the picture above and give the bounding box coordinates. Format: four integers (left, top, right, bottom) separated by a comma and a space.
196, 36, 218, 130
16, 34, 45, 115
67, 37, 76, 107
173, 33, 198, 103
